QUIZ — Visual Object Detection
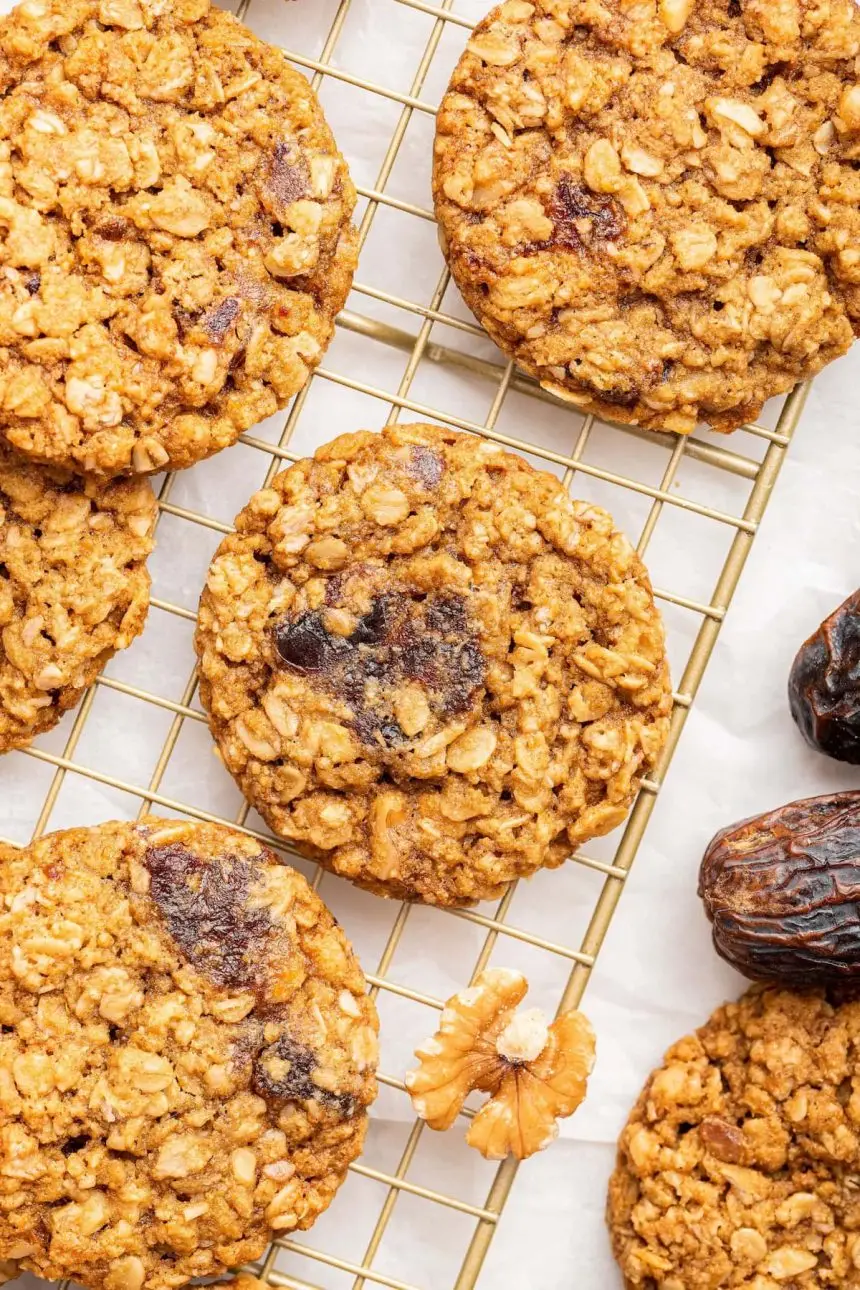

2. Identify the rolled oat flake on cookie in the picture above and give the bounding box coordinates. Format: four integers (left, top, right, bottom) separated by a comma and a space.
0, 818, 378, 1290
0, 0, 357, 476
195, 424, 672, 906
434, 0, 860, 434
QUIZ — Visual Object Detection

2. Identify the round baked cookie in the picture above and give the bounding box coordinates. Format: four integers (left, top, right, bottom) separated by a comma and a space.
0, 817, 379, 1290
195, 424, 672, 906
608, 987, 860, 1289
433, 0, 860, 435
0, 443, 155, 752
0, 0, 357, 477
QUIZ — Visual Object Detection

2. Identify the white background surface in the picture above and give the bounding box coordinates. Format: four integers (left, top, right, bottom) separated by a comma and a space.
3, 1, 860, 1288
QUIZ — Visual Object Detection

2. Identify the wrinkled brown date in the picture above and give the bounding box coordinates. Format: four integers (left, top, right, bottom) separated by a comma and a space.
789, 589, 860, 763
699, 792, 860, 989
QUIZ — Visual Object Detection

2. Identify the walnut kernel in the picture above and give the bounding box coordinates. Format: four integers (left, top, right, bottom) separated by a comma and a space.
405, 968, 595, 1160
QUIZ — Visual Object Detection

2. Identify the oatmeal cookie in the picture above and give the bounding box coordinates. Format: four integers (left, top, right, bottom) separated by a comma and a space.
608, 987, 860, 1288
0, 0, 357, 477
195, 424, 671, 906
0, 443, 155, 752
0, 817, 378, 1290
433, 0, 860, 435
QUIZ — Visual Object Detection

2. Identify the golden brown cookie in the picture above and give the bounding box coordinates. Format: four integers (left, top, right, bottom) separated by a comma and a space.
0, 0, 357, 476
0, 443, 155, 752
195, 424, 671, 906
433, 0, 860, 434
0, 817, 378, 1290
608, 987, 860, 1288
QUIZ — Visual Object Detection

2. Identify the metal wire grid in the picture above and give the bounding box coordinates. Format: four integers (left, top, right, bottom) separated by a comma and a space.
0, 0, 812, 1286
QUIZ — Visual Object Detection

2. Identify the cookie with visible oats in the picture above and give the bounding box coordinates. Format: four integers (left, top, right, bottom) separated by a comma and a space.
0, 0, 357, 477
0, 817, 378, 1290
195, 423, 671, 907
0, 442, 155, 753
433, 0, 860, 435
608, 987, 860, 1289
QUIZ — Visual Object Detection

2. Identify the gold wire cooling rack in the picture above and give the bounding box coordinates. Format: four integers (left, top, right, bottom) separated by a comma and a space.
0, 0, 813, 1286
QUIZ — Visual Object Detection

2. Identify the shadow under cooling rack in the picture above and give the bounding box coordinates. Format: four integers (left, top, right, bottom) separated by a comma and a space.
0, 0, 812, 1288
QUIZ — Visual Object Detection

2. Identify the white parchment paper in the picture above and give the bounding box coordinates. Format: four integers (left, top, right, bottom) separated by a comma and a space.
3, 1, 860, 1287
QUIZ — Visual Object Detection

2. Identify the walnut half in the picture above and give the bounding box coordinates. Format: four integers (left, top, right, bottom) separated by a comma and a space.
405, 968, 595, 1160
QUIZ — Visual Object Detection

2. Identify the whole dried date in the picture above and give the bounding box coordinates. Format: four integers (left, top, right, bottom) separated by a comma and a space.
699, 792, 860, 989
788, 589, 860, 763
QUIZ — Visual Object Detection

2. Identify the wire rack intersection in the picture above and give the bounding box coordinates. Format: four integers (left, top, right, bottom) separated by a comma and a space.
1, 0, 809, 1287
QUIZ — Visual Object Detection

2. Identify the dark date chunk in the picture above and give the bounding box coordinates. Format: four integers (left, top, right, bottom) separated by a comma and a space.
253, 1032, 357, 1118
267, 142, 309, 210
273, 591, 485, 748
549, 176, 626, 250
699, 792, 860, 989
144, 842, 273, 992
203, 296, 240, 344
406, 445, 444, 490
789, 589, 860, 764
274, 611, 347, 673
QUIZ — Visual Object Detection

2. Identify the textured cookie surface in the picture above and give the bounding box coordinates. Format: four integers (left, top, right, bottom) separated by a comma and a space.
0, 818, 378, 1290
195, 424, 671, 906
0, 0, 356, 476
433, 0, 860, 435
0, 443, 154, 751
608, 988, 860, 1288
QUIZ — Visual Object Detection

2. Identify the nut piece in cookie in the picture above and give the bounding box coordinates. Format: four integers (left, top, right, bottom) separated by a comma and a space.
0, 0, 357, 476
433, 0, 860, 434
195, 423, 671, 906
0, 817, 378, 1290
406, 968, 595, 1160
0, 443, 155, 752
608, 987, 860, 1288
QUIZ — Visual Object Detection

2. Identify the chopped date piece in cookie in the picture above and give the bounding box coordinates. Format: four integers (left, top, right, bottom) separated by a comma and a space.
143, 840, 275, 991
0, 818, 378, 1290
273, 591, 486, 747
549, 177, 627, 251
0, 442, 155, 753
434, 0, 860, 435
195, 423, 671, 906
254, 1033, 358, 1118
608, 987, 860, 1288
0, 0, 357, 476
406, 968, 595, 1160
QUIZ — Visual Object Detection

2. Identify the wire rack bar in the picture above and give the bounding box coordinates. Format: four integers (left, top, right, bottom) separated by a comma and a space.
394, 0, 474, 27
286, 52, 438, 114
349, 1165, 499, 1223
275, 1241, 423, 1290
